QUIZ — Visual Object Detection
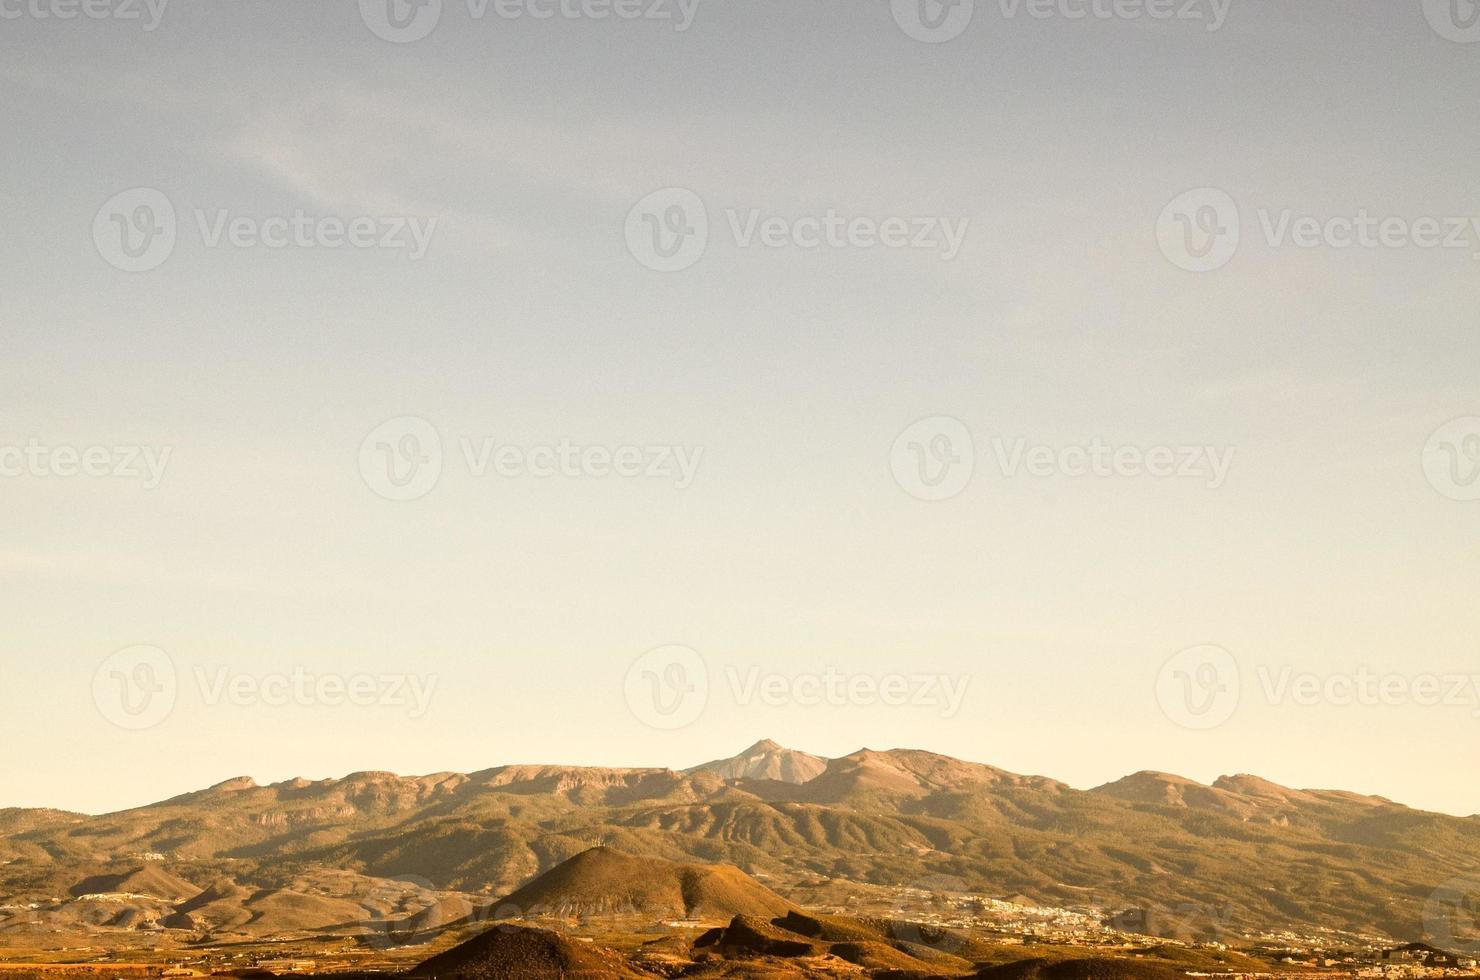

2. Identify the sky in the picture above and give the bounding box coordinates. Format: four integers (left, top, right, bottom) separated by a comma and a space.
1, 0, 1478, 818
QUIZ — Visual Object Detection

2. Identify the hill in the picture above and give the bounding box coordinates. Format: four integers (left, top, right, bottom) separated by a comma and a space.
492, 847, 796, 922
69, 866, 202, 902
412, 924, 647, 979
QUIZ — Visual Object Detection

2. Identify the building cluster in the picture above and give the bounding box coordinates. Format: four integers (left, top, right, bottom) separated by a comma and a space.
1352, 944, 1480, 977
866, 885, 1480, 979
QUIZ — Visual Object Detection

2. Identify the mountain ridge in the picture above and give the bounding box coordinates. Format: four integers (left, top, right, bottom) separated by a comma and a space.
4, 741, 1479, 945
28, 741, 1445, 819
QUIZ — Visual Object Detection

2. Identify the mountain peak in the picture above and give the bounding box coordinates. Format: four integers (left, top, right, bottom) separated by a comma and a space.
688, 741, 827, 784
1093, 771, 1214, 808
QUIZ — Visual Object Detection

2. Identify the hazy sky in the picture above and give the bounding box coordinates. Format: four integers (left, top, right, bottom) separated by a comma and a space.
2, 1, 1478, 818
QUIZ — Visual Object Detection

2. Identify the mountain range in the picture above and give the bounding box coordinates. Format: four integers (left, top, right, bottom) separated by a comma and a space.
3, 740, 1478, 944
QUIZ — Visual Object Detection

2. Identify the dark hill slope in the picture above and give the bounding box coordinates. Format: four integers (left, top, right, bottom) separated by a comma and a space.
412, 925, 646, 979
